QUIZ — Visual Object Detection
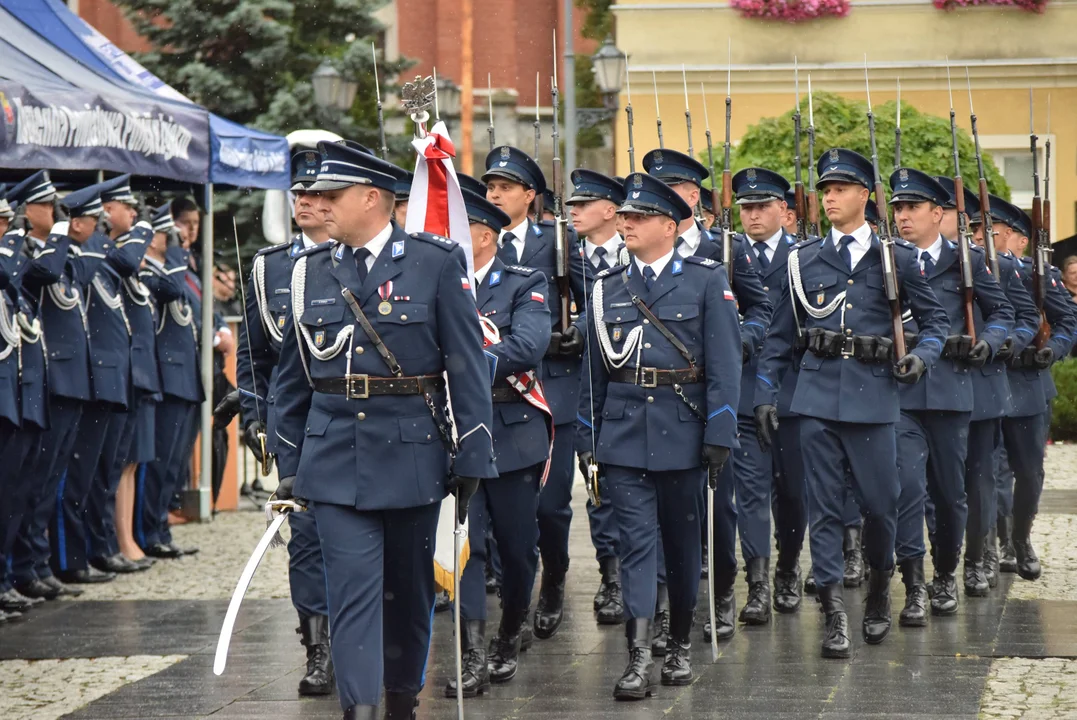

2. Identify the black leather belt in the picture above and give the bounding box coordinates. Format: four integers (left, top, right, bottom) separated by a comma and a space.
609, 367, 701, 388
491, 386, 525, 403
312, 374, 445, 399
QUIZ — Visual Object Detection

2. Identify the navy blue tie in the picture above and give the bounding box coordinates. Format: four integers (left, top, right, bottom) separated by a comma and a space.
499, 232, 519, 263
839, 235, 856, 270
753, 241, 770, 270
593, 246, 608, 271
354, 247, 371, 285
920, 250, 935, 276
643, 265, 657, 291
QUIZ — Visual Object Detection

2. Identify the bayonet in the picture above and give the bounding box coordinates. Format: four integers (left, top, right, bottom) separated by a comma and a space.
372, 43, 388, 160
653, 71, 664, 149
966, 68, 999, 278
806, 73, 820, 236
793, 58, 807, 243
720, 39, 733, 283
487, 74, 495, 150
945, 60, 976, 340
625, 56, 636, 172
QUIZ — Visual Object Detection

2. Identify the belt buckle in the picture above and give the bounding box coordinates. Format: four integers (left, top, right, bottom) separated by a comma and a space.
346, 374, 369, 399
639, 367, 658, 388
841, 336, 855, 358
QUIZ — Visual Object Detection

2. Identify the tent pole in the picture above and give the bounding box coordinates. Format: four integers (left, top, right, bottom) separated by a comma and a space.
195, 182, 215, 522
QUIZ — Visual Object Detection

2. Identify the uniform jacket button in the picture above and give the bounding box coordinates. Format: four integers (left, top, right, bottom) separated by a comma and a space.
647, 396, 654, 403
847, 279, 854, 285
357, 412, 366, 420
355, 346, 364, 355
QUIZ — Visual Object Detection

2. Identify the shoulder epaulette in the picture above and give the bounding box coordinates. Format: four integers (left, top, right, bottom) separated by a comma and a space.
254, 242, 291, 259
297, 241, 333, 258
597, 264, 628, 279
684, 256, 719, 268
504, 264, 537, 276
409, 231, 458, 251
792, 236, 824, 250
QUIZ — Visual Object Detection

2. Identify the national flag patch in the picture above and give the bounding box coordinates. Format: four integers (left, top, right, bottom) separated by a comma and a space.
531, 292, 545, 303
723, 290, 735, 301
461, 277, 471, 291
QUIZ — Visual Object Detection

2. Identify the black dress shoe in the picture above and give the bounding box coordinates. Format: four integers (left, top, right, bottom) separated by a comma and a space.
843, 527, 865, 588
13, 578, 60, 601
651, 583, 670, 656
533, 565, 566, 639
297, 614, 333, 696
132, 557, 156, 571
818, 584, 851, 658
487, 606, 528, 683
774, 564, 802, 614
660, 638, 692, 686
862, 567, 893, 645
739, 557, 771, 625
57, 567, 116, 584
40, 575, 83, 597
703, 582, 736, 643
983, 528, 1000, 587
0, 608, 22, 623
446, 620, 489, 698
804, 565, 818, 594
964, 562, 990, 597
91, 554, 142, 574
997, 515, 1018, 573
0, 589, 37, 612
594, 556, 624, 625
433, 590, 451, 613
145, 543, 182, 559
168, 542, 199, 556
484, 563, 500, 595
382, 691, 418, 720
1012, 514, 1042, 581
614, 618, 657, 700
931, 572, 959, 615
898, 559, 927, 627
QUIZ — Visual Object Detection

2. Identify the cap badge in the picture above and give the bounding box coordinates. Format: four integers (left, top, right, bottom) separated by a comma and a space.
746, 169, 757, 183
899, 168, 909, 182
829, 148, 840, 163
632, 174, 643, 188
654, 151, 664, 164
500, 146, 511, 160
305, 151, 317, 163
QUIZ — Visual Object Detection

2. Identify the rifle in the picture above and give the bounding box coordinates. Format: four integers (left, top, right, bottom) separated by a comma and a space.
653, 71, 664, 149
720, 39, 733, 283
864, 58, 906, 361
701, 84, 720, 235
1029, 89, 1050, 348
894, 79, 902, 171
1045, 94, 1052, 251
682, 65, 703, 221
532, 72, 544, 219
372, 43, 389, 160
550, 34, 570, 332
792, 58, 808, 244
806, 73, 820, 237
945, 63, 976, 339
625, 56, 636, 172
487, 73, 495, 150
966, 68, 999, 278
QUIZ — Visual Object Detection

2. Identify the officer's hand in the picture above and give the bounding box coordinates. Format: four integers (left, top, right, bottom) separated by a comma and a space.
966, 339, 992, 368
546, 332, 563, 356
559, 325, 584, 357
995, 338, 1015, 363
577, 451, 599, 481
754, 405, 779, 453
894, 354, 927, 384
741, 339, 751, 364
903, 331, 919, 353
703, 444, 731, 489
1033, 346, 1055, 370
274, 475, 307, 507
244, 422, 267, 464
212, 389, 240, 429
448, 476, 480, 523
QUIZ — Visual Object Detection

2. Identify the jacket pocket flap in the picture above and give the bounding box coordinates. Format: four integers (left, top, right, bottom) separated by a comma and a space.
301, 305, 345, 327
399, 415, 438, 443
305, 409, 332, 437
657, 305, 699, 322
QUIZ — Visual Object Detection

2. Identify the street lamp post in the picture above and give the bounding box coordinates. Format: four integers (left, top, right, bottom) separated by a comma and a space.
312, 60, 360, 113
588, 36, 627, 172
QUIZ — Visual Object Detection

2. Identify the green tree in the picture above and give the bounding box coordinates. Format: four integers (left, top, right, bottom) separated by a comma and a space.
576, 0, 614, 42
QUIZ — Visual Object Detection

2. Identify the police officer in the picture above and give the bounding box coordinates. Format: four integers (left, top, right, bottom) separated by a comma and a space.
577, 172, 741, 698
990, 197, 1075, 581
394, 170, 412, 225
887, 169, 1012, 625
565, 168, 626, 626
447, 189, 551, 696
137, 205, 203, 559
781, 188, 799, 237
755, 149, 949, 657
230, 150, 333, 696
641, 148, 772, 645
962, 189, 1040, 595
273, 141, 496, 720
484, 145, 585, 641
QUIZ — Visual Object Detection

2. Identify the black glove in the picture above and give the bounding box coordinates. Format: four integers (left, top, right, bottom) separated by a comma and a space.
546, 332, 562, 356
966, 339, 992, 368
212, 389, 240, 429
741, 339, 751, 364
244, 422, 267, 464
275, 475, 306, 507
559, 325, 584, 357
447, 475, 480, 523
894, 353, 927, 384
754, 405, 779, 453
995, 338, 1015, 363
703, 444, 731, 489
903, 331, 919, 353
1033, 346, 1055, 370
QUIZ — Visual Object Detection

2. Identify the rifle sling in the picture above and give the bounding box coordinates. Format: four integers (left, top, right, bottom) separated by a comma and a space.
620, 271, 698, 369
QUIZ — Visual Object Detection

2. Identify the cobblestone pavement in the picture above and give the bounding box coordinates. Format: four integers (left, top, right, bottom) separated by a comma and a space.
1, 445, 1076, 719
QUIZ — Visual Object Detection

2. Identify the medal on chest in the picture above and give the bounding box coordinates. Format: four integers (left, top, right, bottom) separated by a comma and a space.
378, 281, 393, 316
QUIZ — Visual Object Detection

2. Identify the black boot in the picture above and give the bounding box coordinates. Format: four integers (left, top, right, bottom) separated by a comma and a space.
1012, 514, 1042, 581
487, 606, 528, 683
997, 515, 1018, 573
382, 692, 417, 720
983, 527, 1000, 588
818, 584, 851, 658
963, 533, 990, 597
862, 567, 893, 645
485, 562, 500, 595
898, 558, 927, 628
595, 556, 624, 625
804, 565, 818, 594
433, 589, 451, 613
297, 614, 333, 696
660, 610, 693, 686
739, 557, 771, 625
533, 565, 566, 639
702, 572, 736, 643
773, 541, 802, 614
931, 550, 959, 616
342, 704, 377, 720
651, 583, 670, 656
843, 527, 865, 588
445, 620, 489, 698
614, 618, 657, 700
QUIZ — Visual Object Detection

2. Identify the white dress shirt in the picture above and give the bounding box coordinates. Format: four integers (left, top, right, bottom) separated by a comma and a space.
829, 222, 873, 270
498, 218, 529, 264
634, 248, 675, 282
748, 228, 784, 264
916, 235, 944, 271
352, 222, 393, 271
474, 256, 495, 285
584, 232, 623, 268
675, 222, 702, 258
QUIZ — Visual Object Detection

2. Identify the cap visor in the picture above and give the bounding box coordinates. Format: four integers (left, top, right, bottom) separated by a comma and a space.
735, 195, 782, 206
290, 181, 319, 192
617, 203, 668, 218
305, 179, 355, 192
817, 172, 869, 189
888, 193, 935, 205
481, 169, 531, 188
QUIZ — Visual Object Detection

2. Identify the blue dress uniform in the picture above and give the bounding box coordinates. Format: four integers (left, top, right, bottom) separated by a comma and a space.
955, 191, 1040, 594
137, 206, 204, 556
449, 190, 551, 696
642, 148, 772, 644
483, 146, 585, 640
576, 173, 742, 698
566, 170, 628, 623
273, 142, 497, 719
756, 149, 949, 657
233, 145, 331, 698
886, 170, 1012, 624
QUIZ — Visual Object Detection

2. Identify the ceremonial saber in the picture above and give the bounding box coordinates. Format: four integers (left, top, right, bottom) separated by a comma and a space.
453, 498, 465, 720
706, 487, 718, 662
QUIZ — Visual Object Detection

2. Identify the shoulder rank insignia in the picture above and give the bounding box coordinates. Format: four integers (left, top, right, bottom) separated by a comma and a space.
505, 265, 536, 276
685, 256, 718, 268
